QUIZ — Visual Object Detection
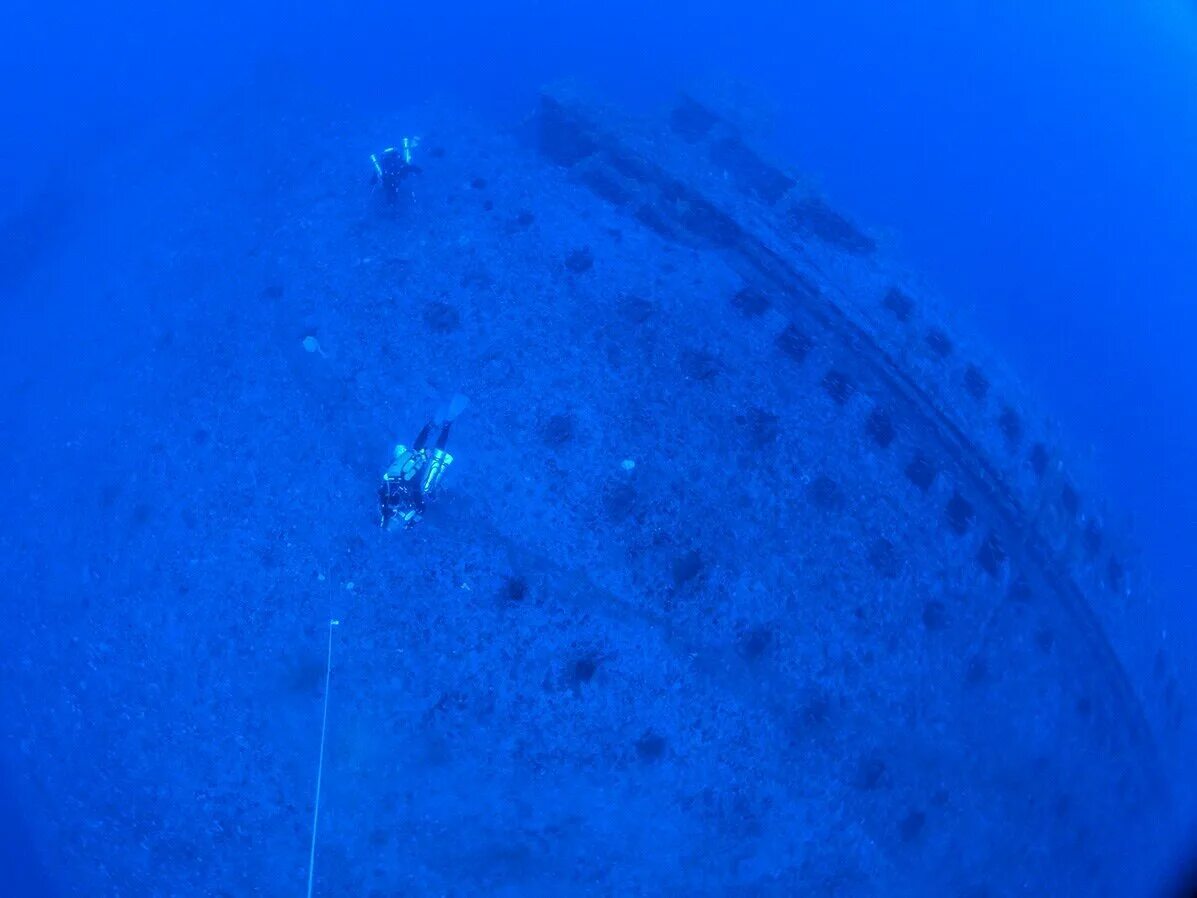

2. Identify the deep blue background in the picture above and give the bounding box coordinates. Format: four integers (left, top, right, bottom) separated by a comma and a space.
2, 2, 1195, 893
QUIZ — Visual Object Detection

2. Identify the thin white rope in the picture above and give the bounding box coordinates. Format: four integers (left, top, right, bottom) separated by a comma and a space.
306, 618, 340, 898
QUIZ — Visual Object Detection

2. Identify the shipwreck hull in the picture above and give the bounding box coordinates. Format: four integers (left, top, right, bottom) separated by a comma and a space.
0, 87, 1188, 896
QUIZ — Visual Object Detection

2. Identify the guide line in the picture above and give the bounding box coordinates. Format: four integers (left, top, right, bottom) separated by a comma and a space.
306, 617, 340, 898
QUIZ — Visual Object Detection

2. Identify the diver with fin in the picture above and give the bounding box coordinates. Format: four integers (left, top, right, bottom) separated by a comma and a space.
370, 137, 421, 205
379, 394, 469, 529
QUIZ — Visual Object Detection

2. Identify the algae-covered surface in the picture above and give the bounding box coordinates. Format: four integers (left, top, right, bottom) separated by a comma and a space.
0, 87, 1190, 897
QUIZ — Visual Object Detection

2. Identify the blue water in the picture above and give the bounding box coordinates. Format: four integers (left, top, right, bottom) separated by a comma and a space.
2, 2, 1195, 895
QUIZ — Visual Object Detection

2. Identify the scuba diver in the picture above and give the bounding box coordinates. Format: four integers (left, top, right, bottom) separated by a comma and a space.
379, 394, 469, 530
370, 137, 421, 204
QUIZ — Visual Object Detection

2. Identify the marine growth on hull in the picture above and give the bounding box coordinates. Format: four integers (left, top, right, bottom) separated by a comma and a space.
2, 86, 1187, 897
